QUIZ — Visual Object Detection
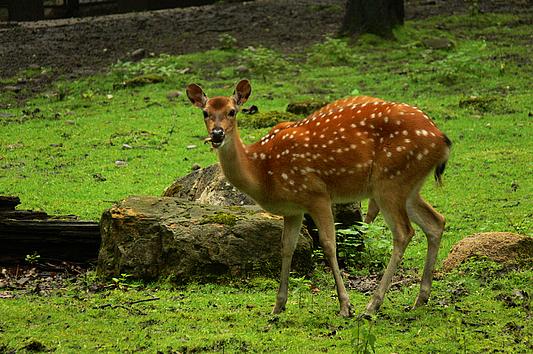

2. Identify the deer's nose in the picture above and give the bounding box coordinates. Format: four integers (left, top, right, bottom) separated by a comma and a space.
211, 127, 225, 143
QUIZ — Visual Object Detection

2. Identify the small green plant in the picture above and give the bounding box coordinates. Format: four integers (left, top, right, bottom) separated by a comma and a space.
218, 33, 238, 50
110, 273, 139, 291
307, 37, 359, 66
290, 274, 312, 308
352, 316, 377, 354
81, 89, 95, 99
336, 226, 364, 268
239, 46, 289, 79
55, 83, 70, 101
113, 54, 189, 78
24, 252, 41, 265
336, 223, 391, 271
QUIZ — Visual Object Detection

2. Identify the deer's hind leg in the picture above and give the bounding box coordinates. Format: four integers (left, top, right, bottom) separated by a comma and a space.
365, 193, 414, 315
406, 193, 445, 307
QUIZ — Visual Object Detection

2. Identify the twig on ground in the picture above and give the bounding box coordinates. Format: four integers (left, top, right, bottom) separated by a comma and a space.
96, 296, 160, 309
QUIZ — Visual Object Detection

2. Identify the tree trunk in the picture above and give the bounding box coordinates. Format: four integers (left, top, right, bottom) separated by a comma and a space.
340, 0, 404, 38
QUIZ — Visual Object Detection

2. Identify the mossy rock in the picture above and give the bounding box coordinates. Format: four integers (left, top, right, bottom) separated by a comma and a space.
97, 196, 314, 282
442, 232, 533, 272
286, 100, 329, 116
239, 111, 299, 129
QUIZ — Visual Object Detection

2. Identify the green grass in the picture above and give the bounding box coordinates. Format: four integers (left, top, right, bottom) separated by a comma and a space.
0, 11, 532, 353
0, 267, 531, 353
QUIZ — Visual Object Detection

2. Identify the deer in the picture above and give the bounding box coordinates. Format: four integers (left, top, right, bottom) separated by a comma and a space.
186, 80, 451, 317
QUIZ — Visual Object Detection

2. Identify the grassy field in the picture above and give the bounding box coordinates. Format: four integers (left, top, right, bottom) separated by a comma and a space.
1, 11, 532, 353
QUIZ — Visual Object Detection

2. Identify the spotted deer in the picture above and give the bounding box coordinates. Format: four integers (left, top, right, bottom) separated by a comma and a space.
186, 80, 451, 316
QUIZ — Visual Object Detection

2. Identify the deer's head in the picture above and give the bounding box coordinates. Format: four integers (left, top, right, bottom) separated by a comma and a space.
186, 80, 252, 149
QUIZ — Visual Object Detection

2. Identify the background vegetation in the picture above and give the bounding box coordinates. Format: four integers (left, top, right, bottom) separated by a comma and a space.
0, 11, 531, 353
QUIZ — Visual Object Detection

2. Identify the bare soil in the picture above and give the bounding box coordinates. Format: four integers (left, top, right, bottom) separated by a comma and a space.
1, 0, 530, 81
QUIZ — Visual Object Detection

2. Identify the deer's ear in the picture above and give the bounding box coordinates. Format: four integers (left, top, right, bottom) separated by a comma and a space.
233, 79, 252, 107
186, 83, 208, 108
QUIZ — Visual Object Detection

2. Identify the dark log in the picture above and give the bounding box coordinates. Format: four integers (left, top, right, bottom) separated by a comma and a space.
0, 218, 100, 264
0, 196, 100, 264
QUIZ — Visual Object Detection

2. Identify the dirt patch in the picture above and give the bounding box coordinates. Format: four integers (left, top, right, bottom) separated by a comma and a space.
1, 0, 530, 82
442, 232, 533, 272
0, 0, 345, 81
0, 261, 92, 298
347, 273, 417, 294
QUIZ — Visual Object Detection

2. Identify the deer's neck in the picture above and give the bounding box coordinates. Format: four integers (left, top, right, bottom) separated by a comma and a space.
216, 127, 261, 199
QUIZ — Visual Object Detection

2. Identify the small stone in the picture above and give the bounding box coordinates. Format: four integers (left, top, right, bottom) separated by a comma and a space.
236, 65, 249, 73
4, 85, 22, 93
130, 48, 146, 61
422, 37, 454, 50
115, 160, 128, 167
17, 277, 30, 285
191, 163, 201, 171
166, 90, 182, 101
122, 144, 133, 149
186, 144, 197, 150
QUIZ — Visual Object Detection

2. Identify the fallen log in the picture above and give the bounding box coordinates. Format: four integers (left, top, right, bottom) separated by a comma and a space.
0, 196, 100, 264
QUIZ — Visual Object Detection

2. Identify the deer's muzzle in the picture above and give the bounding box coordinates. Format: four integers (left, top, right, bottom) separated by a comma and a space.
210, 127, 225, 148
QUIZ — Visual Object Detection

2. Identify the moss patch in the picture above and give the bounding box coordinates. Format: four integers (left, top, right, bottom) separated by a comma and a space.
199, 212, 238, 226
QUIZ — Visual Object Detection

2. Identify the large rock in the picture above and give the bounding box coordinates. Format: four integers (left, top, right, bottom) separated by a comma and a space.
164, 164, 363, 245
97, 196, 313, 281
163, 164, 255, 206
442, 232, 533, 272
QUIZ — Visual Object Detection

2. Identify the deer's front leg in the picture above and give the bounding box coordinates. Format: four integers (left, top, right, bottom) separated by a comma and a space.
273, 214, 304, 314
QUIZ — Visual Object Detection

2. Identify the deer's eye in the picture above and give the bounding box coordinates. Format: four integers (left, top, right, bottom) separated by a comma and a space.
202, 110, 209, 119
228, 109, 236, 117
